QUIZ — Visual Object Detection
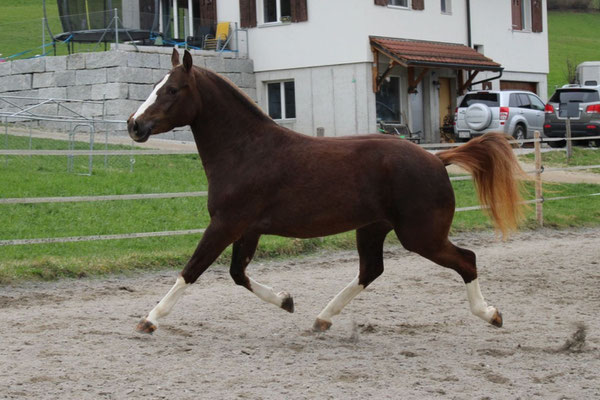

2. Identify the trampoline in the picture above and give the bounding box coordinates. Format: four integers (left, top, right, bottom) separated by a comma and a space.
43, 0, 160, 48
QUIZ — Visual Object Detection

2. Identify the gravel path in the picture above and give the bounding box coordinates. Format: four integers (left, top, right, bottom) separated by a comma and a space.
1, 228, 599, 399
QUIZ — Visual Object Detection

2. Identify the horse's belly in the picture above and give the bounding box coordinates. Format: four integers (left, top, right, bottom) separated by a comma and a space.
257, 202, 385, 238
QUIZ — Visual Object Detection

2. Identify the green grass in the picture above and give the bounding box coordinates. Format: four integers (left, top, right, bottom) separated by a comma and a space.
547, 11, 600, 95
520, 146, 600, 172
0, 0, 114, 61
1, 134, 599, 283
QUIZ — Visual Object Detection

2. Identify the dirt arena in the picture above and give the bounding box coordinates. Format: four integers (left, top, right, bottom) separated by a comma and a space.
1, 228, 599, 399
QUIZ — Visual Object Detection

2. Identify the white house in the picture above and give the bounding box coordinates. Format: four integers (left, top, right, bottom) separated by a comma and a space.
148, 0, 549, 142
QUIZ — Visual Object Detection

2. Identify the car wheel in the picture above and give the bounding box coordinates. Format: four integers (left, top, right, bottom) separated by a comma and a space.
512, 125, 526, 147
548, 139, 566, 148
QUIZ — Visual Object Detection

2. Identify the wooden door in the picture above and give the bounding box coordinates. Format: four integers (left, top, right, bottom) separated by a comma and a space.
438, 77, 452, 127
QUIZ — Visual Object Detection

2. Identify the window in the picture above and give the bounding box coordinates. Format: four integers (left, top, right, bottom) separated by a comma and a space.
264, 0, 291, 23
529, 94, 545, 111
459, 93, 499, 108
376, 77, 401, 122
267, 81, 296, 120
512, 0, 542, 31
389, 0, 409, 7
441, 0, 451, 13
549, 89, 600, 104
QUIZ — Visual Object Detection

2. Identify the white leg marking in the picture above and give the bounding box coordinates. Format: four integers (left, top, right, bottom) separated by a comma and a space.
465, 279, 497, 322
146, 275, 189, 326
132, 74, 170, 120
248, 277, 288, 307
317, 275, 364, 323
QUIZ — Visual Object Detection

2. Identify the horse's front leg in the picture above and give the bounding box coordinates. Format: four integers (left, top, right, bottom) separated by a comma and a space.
230, 234, 294, 313
136, 220, 238, 334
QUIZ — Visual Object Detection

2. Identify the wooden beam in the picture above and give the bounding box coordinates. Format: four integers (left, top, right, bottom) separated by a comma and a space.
457, 70, 465, 95
458, 70, 480, 93
376, 60, 396, 92
371, 47, 379, 93
407, 66, 428, 93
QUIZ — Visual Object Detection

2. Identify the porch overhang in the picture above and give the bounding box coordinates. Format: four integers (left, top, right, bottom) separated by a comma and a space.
369, 36, 503, 94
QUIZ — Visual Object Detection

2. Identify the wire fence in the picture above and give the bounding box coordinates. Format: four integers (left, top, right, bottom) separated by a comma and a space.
0, 129, 599, 247
1, 95, 135, 174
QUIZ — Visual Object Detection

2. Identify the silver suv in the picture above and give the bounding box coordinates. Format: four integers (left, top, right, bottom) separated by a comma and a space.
454, 90, 545, 143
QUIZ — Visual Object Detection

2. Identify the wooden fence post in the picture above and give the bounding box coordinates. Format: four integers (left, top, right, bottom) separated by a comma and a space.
534, 130, 543, 227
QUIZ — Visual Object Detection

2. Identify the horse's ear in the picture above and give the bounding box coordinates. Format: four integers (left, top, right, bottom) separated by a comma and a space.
171, 48, 180, 68
183, 50, 193, 73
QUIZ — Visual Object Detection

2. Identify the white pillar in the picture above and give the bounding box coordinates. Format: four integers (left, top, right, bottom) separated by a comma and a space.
159, 0, 164, 34
188, 0, 194, 39
173, 0, 179, 39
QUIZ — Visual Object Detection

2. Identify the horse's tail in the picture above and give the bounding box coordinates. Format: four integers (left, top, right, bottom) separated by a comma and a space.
436, 132, 527, 237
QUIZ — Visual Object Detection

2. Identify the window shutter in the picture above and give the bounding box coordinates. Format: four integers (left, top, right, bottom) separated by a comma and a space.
511, 0, 523, 30
239, 0, 257, 28
291, 0, 308, 22
412, 0, 424, 10
374, 0, 388, 5
532, 0, 543, 32
199, 0, 217, 27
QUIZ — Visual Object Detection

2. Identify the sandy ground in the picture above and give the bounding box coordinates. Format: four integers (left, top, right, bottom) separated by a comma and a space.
1, 228, 599, 399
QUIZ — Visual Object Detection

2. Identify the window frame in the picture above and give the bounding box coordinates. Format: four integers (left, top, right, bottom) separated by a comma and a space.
512, 0, 533, 31
388, 0, 410, 9
521, 0, 532, 31
266, 80, 296, 121
441, 0, 452, 14
261, 0, 292, 25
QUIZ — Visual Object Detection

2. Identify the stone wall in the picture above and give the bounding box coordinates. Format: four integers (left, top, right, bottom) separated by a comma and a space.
0, 45, 256, 140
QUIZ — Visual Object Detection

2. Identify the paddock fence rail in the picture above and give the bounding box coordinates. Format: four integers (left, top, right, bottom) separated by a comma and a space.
1, 127, 599, 247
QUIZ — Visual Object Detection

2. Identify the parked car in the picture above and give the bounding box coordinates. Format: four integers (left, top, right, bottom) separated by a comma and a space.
454, 90, 545, 144
543, 84, 600, 148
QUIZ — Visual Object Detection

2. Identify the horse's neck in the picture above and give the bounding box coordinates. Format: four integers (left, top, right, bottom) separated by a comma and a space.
190, 72, 280, 174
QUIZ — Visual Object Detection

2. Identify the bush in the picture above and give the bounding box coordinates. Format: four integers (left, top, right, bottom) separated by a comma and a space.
548, 0, 594, 10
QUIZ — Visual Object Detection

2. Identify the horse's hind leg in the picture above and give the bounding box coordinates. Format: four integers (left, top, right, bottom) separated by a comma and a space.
401, 233, 503, 327
313, 222, 392, 332
230, 234, 294, 313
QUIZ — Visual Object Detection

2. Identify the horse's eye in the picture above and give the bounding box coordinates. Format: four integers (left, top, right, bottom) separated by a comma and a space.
167, 87, 178, 95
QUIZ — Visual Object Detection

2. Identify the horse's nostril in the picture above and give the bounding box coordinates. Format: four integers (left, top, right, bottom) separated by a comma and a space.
133, 120, 139, 132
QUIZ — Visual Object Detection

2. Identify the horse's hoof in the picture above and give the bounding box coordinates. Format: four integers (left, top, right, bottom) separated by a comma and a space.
312, 318, 332, 332
279, 292, 294, 313
136, 318, 157, 334
490, 310, 503, 328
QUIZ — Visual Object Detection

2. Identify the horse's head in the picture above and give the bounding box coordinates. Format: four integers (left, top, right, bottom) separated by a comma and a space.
127, 49, 200, 142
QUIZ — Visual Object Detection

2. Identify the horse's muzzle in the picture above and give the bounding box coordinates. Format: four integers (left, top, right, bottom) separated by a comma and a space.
127, 118, 152, 143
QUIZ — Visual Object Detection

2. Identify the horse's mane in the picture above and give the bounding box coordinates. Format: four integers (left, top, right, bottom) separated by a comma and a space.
194, 66, 274, 124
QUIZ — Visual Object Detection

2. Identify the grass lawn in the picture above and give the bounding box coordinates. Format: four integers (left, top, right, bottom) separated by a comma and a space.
1, 134, 599, 283
547, 11, 600, 95
520, 146, 600, 172
0, 0, 112, 61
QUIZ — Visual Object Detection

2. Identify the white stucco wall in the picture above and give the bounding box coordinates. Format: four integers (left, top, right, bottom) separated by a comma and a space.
469, 0, 549, 100
255, 63, 376, 136
247, 0, 470, 72
217, 0, 549, 137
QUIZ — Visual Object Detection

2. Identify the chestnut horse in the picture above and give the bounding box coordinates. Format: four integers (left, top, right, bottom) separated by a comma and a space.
128, 49, 524, 334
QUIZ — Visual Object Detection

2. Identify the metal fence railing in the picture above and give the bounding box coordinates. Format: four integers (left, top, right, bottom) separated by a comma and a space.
0, 130, 599, 246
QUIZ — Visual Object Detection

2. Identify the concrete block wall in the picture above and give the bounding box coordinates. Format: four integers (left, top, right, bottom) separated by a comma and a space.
0, 45, 256, 141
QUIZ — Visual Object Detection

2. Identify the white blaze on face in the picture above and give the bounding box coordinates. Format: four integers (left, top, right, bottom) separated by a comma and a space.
132, 73, 170, 120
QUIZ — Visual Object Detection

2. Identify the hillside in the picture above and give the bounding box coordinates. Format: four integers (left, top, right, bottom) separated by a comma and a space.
547, 10, 600, 94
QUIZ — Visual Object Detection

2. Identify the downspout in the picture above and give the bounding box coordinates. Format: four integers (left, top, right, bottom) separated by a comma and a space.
466, 0, 472, 47
465, 0, 472, 89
